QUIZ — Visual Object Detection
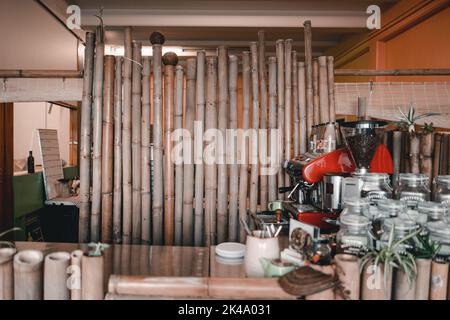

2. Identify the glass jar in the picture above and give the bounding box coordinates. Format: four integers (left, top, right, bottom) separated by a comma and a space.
395, 173, 431, 209
352, 173, 393, 204
336, 214, 371, 256
427, 221, 450, 262
434, 175, 450, 205
341, 198, 371, 219
418, 201, 448, 223
380, 217, 419, 253
372, 199, 405, 237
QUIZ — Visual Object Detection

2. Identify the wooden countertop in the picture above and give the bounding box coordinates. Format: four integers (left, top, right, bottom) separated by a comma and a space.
15, 237, 289, 279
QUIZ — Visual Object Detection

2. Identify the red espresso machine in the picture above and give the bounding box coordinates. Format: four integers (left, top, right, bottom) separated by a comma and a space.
283, 120, 394, 232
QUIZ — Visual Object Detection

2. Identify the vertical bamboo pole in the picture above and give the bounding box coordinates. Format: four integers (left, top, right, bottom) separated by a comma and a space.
258, 31, 268, 210
292, 51, 299, 156
268, 57, 278, 202
429, 261, 449, 300
318, 56, 330, 124
284, 40, 292, 186
163, 52, 178, 246
392, 131, 402, 188
228, 55, 239, 242
440, 134, 448, 175
194, 51, 206, 247
304, 21, 314, 138
432, 133, 441, 191
276, 40, 285, 198
174, 65, 184, 246
91, 28, 105, 242
151, 32, 165, 245
239, 51, 251, 243
421, 132, 435, 185
217, 46, 229, 244
0, 248, 16, 300
141, 57, 152, 245
113, 57, 123, 244
448, 136, 450, 175
327, 56, 336, 122
410, 134, 420, 174
298, 62, 307, 154
183, 58, 196, 246
122, 27, 133, 244
44, 252, 71, 300
14, 250, 43, 300
131, 42, 142, 244
101, 55, 115, 243
249, 42, 260, 221
79, 32, 96, 243
312, 59, 320, 125
205, 56, 218, 246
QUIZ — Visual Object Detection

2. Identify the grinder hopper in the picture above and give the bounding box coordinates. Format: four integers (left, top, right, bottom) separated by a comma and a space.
340, 120, 387, 174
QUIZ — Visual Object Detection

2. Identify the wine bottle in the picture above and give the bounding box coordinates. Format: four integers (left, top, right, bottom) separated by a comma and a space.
27, 150, 35, 173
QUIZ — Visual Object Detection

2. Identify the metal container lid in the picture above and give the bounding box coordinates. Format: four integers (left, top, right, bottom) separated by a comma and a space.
340, 120, 387, 129
353, 172, 390, 183
377, 199, 405, 212
398, 173, 429, 184
343, 198, 370, 208
383, 217, 419, 232
435, 175, 450, 185
340, 214, 371, 228
427, 221, 450, 239
418, 201, 448, 219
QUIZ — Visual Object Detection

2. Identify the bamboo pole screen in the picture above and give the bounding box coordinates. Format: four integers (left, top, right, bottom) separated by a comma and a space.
77, 25, 450, 245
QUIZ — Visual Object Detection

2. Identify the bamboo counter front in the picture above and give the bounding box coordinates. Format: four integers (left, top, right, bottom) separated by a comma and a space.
12, 241, 294, 300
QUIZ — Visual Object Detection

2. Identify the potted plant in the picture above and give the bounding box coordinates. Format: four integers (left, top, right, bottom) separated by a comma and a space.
412, 232, 441, 300
360, 226, 418, 300
397, 105, 439, 174
81, 242, 109, 300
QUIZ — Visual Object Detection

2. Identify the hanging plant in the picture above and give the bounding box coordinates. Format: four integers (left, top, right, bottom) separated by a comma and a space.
0, 227, 21, 248
360, 226, 420, 291
396, 104, 440, 135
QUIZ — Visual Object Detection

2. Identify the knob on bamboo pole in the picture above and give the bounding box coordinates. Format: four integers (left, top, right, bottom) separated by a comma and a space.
150, 31, 166, 45
163, 51, 178, 245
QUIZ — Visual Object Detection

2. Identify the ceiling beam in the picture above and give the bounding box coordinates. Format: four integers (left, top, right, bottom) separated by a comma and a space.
36, 0, 86, 43
81, 9, 367, 28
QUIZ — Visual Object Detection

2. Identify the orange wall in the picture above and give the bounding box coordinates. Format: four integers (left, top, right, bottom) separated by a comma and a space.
332, 0, 450, 82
